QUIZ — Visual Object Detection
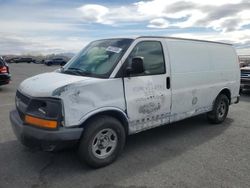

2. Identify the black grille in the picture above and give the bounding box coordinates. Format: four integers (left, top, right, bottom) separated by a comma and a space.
16, 90, 30, 105
17, 109, 25, 121
16, 90, 31, 121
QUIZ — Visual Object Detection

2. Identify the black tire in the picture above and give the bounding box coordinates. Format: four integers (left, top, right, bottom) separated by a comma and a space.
78, 115, 126, 168
207, 94, 229, 124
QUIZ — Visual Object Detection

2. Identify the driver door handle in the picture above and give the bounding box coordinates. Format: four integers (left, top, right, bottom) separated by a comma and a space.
166, 77, 170, 89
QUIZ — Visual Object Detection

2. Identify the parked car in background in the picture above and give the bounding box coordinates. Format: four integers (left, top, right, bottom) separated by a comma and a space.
240, 64, 250, 92
32, 59, 45, 64
11, 57, 36, 63
44, 58, 66, 66
5, 57, 18, 64
0, 57, 11, 86
40, 60, 45, 64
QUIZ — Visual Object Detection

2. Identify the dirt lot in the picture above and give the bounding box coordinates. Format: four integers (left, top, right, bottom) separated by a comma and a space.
0, 63, 250, 188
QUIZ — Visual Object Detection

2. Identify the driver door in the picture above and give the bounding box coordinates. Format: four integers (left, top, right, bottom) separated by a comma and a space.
123, 39, 171, 133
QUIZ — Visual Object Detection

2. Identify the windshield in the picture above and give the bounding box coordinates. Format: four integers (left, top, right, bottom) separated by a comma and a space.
62, 38, 134, 78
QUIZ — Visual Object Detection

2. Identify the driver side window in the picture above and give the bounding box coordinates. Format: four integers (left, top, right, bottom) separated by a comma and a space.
126, 41, 166, 76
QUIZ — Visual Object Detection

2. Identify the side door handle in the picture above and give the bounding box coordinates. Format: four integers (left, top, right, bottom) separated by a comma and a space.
166, 77, 170, 89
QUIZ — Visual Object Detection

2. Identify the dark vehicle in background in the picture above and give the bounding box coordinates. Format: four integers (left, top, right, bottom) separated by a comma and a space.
0, 57, 11, 86
240, 65, 250, 92
6, 57, 19, 63
10, 57, 36, 63
44, 58, 66, 66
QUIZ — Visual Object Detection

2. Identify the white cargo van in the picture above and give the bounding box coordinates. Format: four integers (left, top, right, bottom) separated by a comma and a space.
10, 36, 240, 168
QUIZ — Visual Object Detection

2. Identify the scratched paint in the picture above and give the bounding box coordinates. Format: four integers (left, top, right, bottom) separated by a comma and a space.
124, 74, 171, 134
133, 81, 166, 115
53, 78, 126, 127
129, 112, 170, 133
139, 102, 161, 114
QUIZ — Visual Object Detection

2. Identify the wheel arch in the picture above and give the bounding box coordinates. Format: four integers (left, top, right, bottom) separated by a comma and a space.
79, 107, 129, 135
218, 88, 231, 104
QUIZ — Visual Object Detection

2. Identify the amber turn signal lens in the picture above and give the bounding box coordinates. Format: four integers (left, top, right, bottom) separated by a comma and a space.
25, 115, 58, 129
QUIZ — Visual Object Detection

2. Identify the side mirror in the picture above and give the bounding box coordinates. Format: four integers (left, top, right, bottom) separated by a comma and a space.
126, 56, 144, 76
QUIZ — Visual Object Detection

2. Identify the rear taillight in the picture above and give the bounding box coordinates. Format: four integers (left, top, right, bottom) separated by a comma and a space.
0, 66, 8, 73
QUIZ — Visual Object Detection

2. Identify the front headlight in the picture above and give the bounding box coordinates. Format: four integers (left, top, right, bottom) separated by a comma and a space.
25, 98, 63, 129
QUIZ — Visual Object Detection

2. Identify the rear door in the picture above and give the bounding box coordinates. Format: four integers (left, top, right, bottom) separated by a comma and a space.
122, 38, 171, 133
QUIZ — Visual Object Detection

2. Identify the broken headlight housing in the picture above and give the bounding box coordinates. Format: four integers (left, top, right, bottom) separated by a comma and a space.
25, 98, 63, 129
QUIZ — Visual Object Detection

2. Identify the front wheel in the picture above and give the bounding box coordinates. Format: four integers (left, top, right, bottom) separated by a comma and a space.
207, 94, 229, 124
78, 115, 126, 168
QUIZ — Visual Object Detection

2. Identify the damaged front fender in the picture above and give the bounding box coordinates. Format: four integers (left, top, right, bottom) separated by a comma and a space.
52, 78, 126, 128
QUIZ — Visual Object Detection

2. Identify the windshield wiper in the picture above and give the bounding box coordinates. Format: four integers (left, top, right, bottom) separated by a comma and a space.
63, 67, 92, 76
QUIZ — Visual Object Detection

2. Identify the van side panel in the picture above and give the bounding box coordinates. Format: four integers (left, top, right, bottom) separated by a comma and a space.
206, 43, 240, 101
166, 39, 239, 122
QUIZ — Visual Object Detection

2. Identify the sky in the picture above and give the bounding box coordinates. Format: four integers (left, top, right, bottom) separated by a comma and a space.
0, 0, 250, 55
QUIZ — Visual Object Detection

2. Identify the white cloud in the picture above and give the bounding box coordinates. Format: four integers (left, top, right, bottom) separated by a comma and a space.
165, 29, 250, 55
237, 48, 250, 55
148, 18, 170, 28
0, 33, 90, 55
1, 0, 250, 54
169, 29, 250, 49
77, 4, 148, 24
77, 0, 250, 32
0, 20, 82, 33
77, 4, 111, 24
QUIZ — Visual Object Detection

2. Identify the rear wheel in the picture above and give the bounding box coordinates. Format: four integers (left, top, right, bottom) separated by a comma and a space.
207, 94, 229, 124
78, 115, 126, 168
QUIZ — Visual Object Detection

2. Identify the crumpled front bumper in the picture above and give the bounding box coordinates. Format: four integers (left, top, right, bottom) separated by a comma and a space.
9, 110, 83, 151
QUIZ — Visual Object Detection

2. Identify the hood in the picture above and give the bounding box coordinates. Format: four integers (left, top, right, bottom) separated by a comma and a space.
19, 72, 93, 97
241, 66, 250, 70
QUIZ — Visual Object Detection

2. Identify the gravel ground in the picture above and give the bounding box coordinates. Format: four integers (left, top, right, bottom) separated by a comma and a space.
0, 63, 249, 188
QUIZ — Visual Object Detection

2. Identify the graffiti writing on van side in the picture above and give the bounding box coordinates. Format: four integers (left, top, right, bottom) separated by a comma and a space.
139, 102, 161, 114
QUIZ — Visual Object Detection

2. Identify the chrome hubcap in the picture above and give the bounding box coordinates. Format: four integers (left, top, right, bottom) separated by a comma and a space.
217, 101, 226, 118
92, 128, 117, 159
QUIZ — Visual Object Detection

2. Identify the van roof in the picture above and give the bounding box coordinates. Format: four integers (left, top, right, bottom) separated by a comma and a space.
134, 36, 232, 46
94, 37, 232, 46
136, 36, 232, 46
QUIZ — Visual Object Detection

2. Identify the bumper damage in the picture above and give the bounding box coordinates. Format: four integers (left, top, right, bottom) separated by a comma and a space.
9, 110, 83, 151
